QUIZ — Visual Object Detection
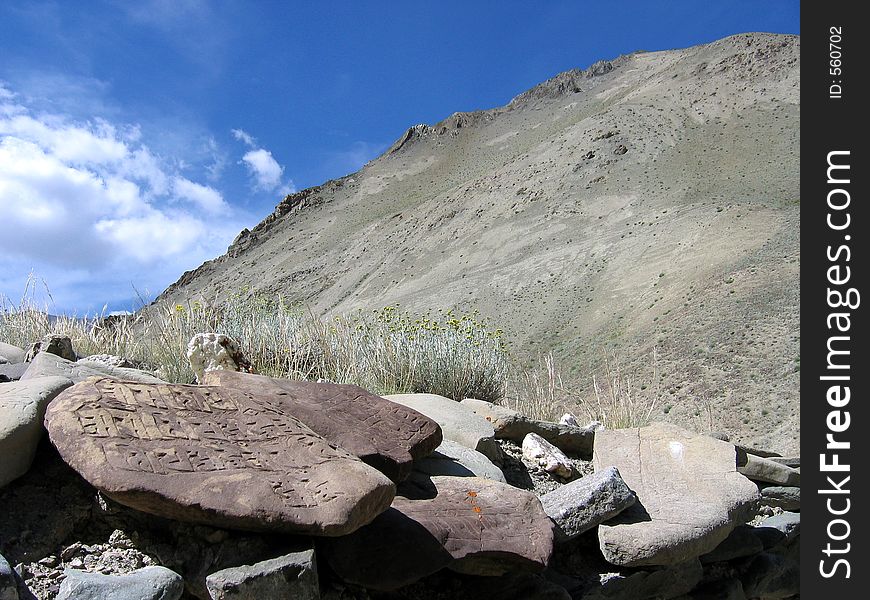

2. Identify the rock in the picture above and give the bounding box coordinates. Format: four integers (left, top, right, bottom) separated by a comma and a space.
759, 486, 800, 510
768, 456, 800, 468
540, 466, 635, 541
735, 444, 781, 459
753, 512, 800, 549
522, 433, 573, 478
21, 352, 164, 384
80, 354, 136, 368
205, 548, 318, 600
0, 553, 17, 600
412, 439, 505, 483
738, 454, 800, 486
322, 476, 554, 590
0, 363, 29, 382
24, 335, 76, 362
679, 578, 748, 600
582, 558, 703, 600
0, 375, 9, 383
739, 553, 799, 599
57, 566, 184, 600
0, 342, 27, 365
460, 398, 595, 456
203, 371, 442, 482
594, 422, 759, 567
0, 376, 74, 487
187, 333, 253, 383
699, 525, 763, 563
559, 413, 579, 426
45, 377, 395, 535
384, 394, 500, 462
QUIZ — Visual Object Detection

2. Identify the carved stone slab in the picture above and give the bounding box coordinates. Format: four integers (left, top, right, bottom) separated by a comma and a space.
203, 371, 442, 482
322, 476, 554, 590
44, 377, 395, 535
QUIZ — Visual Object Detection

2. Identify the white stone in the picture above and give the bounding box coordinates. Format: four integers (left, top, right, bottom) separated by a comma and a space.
187, 333, 251, 383
522, 432, 573, 478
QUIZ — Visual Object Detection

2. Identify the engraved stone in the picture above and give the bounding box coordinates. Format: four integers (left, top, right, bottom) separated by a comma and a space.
44, 377, 395, 535
322, 476, 554, 590
203, 371, 442, 482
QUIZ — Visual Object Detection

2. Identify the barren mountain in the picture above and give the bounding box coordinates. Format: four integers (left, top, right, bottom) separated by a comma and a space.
157, 33, 800, 454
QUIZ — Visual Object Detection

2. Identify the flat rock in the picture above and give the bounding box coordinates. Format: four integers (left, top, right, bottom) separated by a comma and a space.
768, 456, 800, 468
45, 377, 395, 535
699, 525, 763, 563
737, 454, 800, 486
384, 394, 500, 462
0, 553, 17, 600
204, 371, 442, 482
594, 422, 759, 567
759, 486, 800, 510
541, 466, 635, 542
752, 511, 800, 549
57, 566, 184, 600
0, 363, 29, 382
412, 439, 505, 482
461, 398, 595, 456
205, 548, 318, 600
1, 376, 74, 487
0, 342, 26, 365
322, 475, 554, 590
22, 352, 165, 384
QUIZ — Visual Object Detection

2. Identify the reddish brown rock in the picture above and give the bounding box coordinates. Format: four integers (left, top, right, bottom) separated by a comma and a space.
322, 476, 554, 590
44, 377, 395, 535
203, 371, 442, 482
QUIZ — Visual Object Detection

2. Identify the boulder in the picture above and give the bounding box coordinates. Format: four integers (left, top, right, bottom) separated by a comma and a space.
204, 371, 442, 482
187, 333, 254, 383
752, 512, 800, 549
594, 422, 759, 567
759, 486, 800, 511
739, 553, 799, 599
57, 566, 184, 600
522, 433, 573, 478
768, 456, 800, 468
322, 476, 554, 590
699, 525, 763, 563
0, 553, 17, 600
541, 466, 635, 541
21, 352, 164, 384
412, 439, 505, 482
205, 548, 318, 600
738, 454, 800, 486
0, 342, 26, 364
582, 558, 703, 600
24, 334, 76, 362
460, 398, 595, 456
384, 394, 500, 462
45, 377, 395, 535
0, 363, 29, 382
1, 376, 74, 487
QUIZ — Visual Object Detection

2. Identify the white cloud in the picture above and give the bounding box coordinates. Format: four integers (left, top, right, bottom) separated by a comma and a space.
231, 128, 256, 147
234, 131, 295, 195
172, 176, 228, 214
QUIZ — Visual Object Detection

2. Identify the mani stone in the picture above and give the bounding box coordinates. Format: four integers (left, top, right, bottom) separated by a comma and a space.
57, 566, 184, 600
1, 376, 74, 487
205, 548, 319, 600
25, 334, 77, 362
0, 342, 26, 364
203, 371, 442, 482
460, 398, 595, 457
322, 476, 554, 590
541, 466, 635, 542
411, 439, 506, 483
44, 377, 395, 535
187, 333, 254, 384
594, 422, 759, 567
384, 394, 500, 462
21, 352, 165, 384
522, 432, 574, 478
737, 454, 800, 486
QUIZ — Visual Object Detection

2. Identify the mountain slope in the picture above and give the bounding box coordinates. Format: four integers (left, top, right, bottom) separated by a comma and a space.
157, 33, 800, 453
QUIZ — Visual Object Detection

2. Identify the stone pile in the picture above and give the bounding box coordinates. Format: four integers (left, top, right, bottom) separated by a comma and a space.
0, 335, 800, 599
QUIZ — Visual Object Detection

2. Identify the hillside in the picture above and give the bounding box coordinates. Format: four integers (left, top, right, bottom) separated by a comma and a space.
156, 33, 800, 454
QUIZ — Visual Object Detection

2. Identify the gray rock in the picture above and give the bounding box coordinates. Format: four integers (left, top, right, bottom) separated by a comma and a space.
594, 422, 759, 567
460, 398, 595, 456
768, 456, 800, 468
57, 566, 184, 600
677, 578, 748, 600
739, 552, 799, 599
21, 352, 164, 384
24, 335, 76, 362
0, 363, 29, 382
0, 376, 74, 487
384, 394, 500, 462
541, 466, 635, 541
205, 548, 319, 600
753, 512, 800, 549
582, 558, 703, 600
759, 486, 800, 510
735, 444, 781, 459
0, 553, 18, 600
0, 342, 26, 365
737, 454, 800, 486
412, 439, 506, 482
0, 355, 6, 365
699, 525, 763, 563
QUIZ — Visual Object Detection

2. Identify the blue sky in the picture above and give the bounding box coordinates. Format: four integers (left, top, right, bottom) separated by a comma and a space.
0, 1, 799, 315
